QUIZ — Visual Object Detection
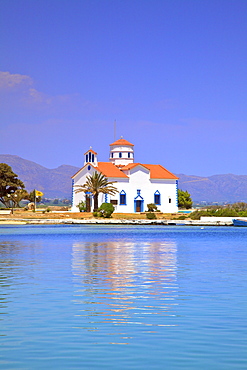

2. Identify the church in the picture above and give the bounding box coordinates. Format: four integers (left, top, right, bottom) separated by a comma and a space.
71, 138, 179, 213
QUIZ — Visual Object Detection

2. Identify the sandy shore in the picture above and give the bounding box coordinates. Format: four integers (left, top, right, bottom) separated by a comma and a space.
0, 210, 234, 226
0, 218, 233, 226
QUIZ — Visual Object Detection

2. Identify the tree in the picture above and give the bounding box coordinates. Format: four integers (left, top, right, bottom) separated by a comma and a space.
75, 172, 118, 212
5, 189, 30, 208
178, 189, 193, 209
28, 190, 42, 204
0, 163, 25, 207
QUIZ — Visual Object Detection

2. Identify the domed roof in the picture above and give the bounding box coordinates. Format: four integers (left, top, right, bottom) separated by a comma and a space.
110, 138, 134, 146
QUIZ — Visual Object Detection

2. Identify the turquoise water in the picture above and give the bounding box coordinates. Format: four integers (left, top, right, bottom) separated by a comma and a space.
0, 225, 246, 369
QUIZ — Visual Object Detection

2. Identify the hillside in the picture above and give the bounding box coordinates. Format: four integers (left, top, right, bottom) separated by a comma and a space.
178, 173, 247, 203
0, 155, 79, 198
0, 154, 246, 202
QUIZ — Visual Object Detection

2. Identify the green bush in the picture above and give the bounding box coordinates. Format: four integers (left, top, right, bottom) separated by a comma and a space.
190, 207, 239, 219
217, 208, 239, 217
77, 201, 86, 212
177, 215, 187, 220
98, 203, 115, 218
147, 203, 158, 212
239, 211, 247, 217
146, 212, 157, 220
93, 211, 99, 217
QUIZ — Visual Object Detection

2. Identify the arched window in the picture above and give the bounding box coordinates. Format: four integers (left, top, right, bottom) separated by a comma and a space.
120, 190, 126, 205
86, 154, 88, 162
154, 190, 161, 205
128, 152, 131, 158
119, 152, 122, 158
89, 152, 92, 162
92, 154, 94, 162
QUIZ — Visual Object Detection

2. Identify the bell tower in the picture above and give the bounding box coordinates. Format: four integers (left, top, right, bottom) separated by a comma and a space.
84, 147, 98, 166
109, 137, 134, 166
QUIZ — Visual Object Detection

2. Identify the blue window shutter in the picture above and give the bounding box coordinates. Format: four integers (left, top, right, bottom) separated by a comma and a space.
120, 190, 126, 205
154, 191, 161, 205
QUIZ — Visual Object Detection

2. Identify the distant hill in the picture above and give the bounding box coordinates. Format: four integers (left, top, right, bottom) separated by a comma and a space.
0, 154, 79, 198
0, 154, 246, 202
178, 173, 247, 203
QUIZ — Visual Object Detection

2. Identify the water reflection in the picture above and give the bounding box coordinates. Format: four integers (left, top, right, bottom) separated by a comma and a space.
72, 239, 178, 337
0, 241, 40, 320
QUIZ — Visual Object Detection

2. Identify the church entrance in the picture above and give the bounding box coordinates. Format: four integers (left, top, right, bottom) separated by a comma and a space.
134, 191, 144, 212
134, 199, 144, 212
135, 200, 142, 212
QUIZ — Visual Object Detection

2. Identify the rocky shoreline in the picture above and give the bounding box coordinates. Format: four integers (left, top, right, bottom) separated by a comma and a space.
0, 218, 234, 226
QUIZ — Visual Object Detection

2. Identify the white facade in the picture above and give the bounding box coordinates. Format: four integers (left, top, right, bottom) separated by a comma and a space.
71, 138, 178, 213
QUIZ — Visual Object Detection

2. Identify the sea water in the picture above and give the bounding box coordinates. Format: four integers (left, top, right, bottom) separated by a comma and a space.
0, 225, 246, 369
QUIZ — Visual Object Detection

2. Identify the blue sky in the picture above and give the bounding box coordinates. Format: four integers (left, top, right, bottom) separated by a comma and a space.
1, 0, 246, 176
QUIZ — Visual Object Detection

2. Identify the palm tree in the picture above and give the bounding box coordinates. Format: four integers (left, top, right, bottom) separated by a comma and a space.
75, 172, 118, 212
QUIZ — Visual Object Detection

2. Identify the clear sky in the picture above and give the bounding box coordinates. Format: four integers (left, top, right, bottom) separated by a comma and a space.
1, 0, 246, 176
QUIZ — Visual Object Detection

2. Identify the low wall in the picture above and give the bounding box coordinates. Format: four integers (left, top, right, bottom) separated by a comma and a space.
200, 216, 247, 222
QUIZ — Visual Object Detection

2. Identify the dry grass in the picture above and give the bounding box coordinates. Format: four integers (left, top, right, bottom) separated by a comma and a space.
0, 208, 185, 220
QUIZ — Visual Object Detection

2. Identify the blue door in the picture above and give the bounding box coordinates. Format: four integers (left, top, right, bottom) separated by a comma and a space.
134, 199, 144, 212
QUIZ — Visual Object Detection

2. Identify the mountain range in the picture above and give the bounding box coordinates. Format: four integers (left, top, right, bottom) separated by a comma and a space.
0, 154, 246, 203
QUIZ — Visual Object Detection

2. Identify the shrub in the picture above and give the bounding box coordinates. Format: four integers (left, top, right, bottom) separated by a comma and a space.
217, 208, 239, 217
190, 210, 209, 220
239, 211, 247, 217
147, 203, 158, 212
98, 203, 115, 218
42, 207, 51, 213
93, 211, 99, 217
146, 212, 157, 220
190, 208, 239, 219
77, 201, 86, 212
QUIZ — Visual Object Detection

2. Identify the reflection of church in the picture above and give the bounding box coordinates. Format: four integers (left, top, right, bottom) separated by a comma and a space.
71, 239, 178, 328
71, 138, 178, 213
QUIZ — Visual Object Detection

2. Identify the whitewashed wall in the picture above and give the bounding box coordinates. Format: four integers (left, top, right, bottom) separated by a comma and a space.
107, 167, 178, 213
71, 165, 178, 213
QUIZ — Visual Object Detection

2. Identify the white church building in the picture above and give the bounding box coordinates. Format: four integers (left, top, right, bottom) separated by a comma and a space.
71, 138, 179, 213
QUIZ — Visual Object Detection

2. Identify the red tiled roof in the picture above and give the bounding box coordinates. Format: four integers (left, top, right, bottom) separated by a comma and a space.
121, 163, 178, 179
121, 163, 147, 171
72, 161, 178, 180
110, 138, 134, 146
84, 149, 97, 155
96, 162, 128, 178
143, 164, 178, 179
